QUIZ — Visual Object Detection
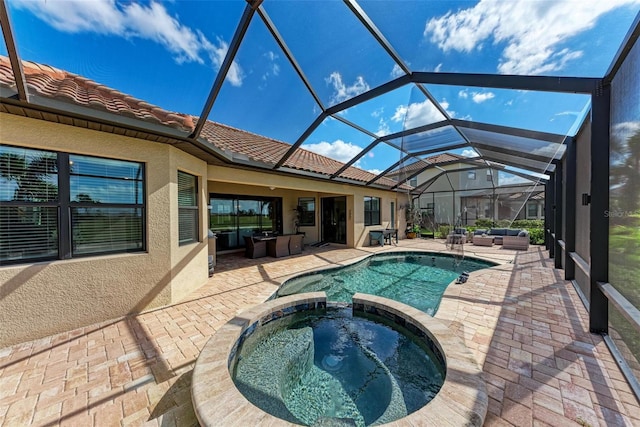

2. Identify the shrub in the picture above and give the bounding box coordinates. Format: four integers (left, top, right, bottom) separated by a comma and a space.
437, 225, 450, 239
474, 219, 494, 228
528, 228, 544, 244
512, 219, 544, 229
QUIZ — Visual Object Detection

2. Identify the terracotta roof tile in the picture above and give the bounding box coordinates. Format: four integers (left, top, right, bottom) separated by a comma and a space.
0, 56, 195, 132
0, 56, 408, 189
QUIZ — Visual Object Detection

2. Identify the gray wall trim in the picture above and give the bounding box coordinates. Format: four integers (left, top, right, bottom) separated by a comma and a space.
569, 252, 590, 277
598, 282, 640, 336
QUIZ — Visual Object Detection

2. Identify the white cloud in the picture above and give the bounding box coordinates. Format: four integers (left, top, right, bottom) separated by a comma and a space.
260, 51, 280, 83
199, 35, 243, 87
14, 0, 243, 85
368, 169, 383, 175
325, 72, 370, 104
434, 63, 443, 72
461, 149, 479, 157
458, 89, 494, 103
375, 118, 391, 137
498, 173, 530, 186
391, 99, 449, 129
472, 91, 495, 103
390, 64, 405, 78
613, 121, 640, 136
302, 139, 363, 163
265, 51, 280, 76
612, 121, 640, 148
424, 0, 640, 75
371, 108, 391, 136
555, 111, 581, 117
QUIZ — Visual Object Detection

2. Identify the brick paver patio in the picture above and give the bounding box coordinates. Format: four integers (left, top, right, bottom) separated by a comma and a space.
1, 240, 638, 426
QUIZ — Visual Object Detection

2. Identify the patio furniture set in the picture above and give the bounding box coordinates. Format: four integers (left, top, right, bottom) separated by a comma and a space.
244, 233, 304, 258
471, 228, 530, 250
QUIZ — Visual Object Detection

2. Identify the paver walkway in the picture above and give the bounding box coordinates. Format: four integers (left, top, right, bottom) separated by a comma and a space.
0, 240, 638, 426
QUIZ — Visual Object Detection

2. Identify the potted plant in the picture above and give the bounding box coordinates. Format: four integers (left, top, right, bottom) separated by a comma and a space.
404, 202, 422, 238
406, 223, 421, 239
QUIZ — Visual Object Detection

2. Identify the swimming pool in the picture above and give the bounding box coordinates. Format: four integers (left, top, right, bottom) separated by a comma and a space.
276, 252, 495, 315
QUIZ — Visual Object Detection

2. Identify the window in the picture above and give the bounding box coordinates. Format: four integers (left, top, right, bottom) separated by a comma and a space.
70, 154, 144, 256
486, 170, 493, 181
467, 171, 476, 180
527, 202, 538, 218
364, 196, 380, 226
0, 145, 145, 265
409, 177, 418, 187
297, 197, 315, 226
178, 171, 198, 245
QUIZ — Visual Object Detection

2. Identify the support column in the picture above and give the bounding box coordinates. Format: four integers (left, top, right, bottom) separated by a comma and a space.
544, 181, 552, 250
554, 162, 563, 269
547, 172, 555, 258
590, 84, 610, 334
565, 137, 577, 279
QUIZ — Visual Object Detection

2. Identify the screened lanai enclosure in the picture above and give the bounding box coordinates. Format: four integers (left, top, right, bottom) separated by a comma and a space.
1, 0, 639, 403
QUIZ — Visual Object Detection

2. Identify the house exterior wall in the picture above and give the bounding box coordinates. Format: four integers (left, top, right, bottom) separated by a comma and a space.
418, 165, 497, 226
0, 114, 209, 347
207, 166, 406, 246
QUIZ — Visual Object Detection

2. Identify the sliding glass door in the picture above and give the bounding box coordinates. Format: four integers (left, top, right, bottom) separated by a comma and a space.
209, 194, 282, 251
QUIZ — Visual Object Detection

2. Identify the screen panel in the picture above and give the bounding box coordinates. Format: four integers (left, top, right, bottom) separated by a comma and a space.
608, 29, 640, 377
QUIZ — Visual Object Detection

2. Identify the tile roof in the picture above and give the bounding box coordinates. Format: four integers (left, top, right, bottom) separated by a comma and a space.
0, 56, 403, 189
386, 152, 482, 179
0, 56, 195, 131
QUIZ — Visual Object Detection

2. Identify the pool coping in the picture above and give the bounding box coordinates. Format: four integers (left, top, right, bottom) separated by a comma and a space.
191, 292, 488, 426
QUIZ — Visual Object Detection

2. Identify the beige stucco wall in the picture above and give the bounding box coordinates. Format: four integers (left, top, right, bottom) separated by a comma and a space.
0, 114, 209, 347
208, 166, 408, 247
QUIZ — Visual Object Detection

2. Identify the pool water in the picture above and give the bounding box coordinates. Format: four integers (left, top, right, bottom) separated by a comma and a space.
232, 308, 445, 427
276, 253, 493, 315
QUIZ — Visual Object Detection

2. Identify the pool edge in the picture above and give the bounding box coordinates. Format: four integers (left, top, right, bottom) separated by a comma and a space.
192, 292, 488, 427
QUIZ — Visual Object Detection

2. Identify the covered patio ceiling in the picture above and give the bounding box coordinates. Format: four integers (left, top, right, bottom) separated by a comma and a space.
1, 0, 638, 193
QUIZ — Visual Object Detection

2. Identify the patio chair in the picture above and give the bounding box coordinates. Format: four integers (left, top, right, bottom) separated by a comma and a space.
268, 235, 290, 258
244, 236, 267, 259
289, 233, 304, 255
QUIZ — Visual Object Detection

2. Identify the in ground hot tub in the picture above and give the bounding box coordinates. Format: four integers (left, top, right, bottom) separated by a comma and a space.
192, 293, 487, 426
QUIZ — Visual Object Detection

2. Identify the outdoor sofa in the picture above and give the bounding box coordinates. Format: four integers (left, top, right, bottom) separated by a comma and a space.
471, 228, 530, 250
472, 228, 528, 245
502, 235, 530, 250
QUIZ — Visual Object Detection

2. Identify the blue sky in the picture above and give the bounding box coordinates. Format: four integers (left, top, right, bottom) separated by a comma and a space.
4, 0, 640, 176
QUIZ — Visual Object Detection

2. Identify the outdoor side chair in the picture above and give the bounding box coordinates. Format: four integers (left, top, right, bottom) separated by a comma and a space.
244, 236, 267, 258
289, 234, 304, 255
268, 235, 290, 258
